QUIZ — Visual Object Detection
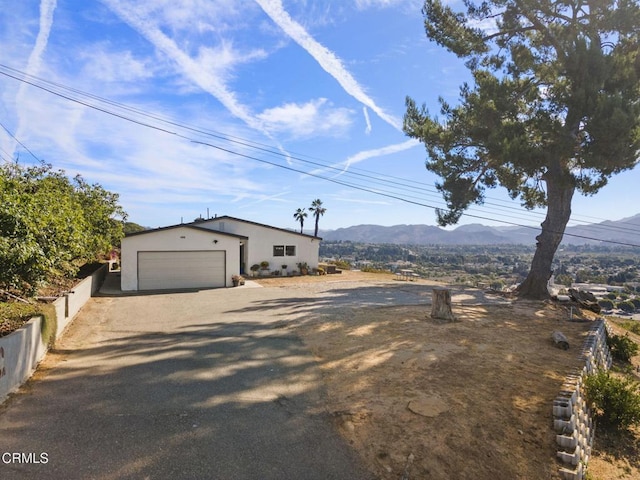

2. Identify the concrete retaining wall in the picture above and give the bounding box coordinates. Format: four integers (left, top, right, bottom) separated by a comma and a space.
0, 317, 48, 404
0, 264, 107, 403
54, 264, 107, 338
554, 319, 612, 480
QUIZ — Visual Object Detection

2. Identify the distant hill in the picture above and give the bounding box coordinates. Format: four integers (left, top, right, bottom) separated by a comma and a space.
319, 214, 640, 246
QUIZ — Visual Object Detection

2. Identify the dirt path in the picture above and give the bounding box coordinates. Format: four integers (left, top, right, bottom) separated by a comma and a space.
257, 272, 597, 479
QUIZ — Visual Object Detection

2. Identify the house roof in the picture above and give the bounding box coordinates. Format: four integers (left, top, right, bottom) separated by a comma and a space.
124, 223, 248, 240
195, 215, 323, 240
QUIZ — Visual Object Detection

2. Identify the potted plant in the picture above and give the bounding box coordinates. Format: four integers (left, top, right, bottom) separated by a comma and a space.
250, 264, 260, 277
297, 262, 309, 275
232, 274, 245, 287
260, 261, 270, 276
281, 264, 288, 276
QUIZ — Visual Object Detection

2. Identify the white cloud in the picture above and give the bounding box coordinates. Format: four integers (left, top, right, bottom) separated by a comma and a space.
79, 46, 155, 83
13, 0, 58, 158
254, 0, 402, 130
258, 98, 353, 138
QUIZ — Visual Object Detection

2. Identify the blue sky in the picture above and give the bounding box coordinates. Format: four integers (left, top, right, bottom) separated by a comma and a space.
0, 0, 638, 233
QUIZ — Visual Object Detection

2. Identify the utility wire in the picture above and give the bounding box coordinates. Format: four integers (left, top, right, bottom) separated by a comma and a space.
2, 62, 638, 235
1, 63, 639, 245
0, 120, 42, 162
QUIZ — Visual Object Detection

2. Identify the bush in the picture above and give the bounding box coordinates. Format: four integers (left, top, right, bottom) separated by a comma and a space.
607, 333, 639, 363
598, 299, 614, 310
617, 300, 636, 313
584, 371, 640, 430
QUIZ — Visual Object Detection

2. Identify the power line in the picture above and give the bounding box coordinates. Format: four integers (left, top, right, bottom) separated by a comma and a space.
0, 120, 42, 163
2, 62, 638, 234
1, 63, 639, 246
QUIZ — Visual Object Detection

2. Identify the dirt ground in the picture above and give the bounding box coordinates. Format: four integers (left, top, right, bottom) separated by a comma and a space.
255, 271, 638, 480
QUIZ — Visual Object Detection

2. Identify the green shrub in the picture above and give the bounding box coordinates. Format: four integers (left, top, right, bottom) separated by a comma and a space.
617, 300, 636, 313
598, 299, 614, 310
584, 371, 640, 430
607, 333, 639, 363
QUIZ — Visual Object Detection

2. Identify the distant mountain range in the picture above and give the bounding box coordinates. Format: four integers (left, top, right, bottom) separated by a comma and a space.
318, 214, 640, 246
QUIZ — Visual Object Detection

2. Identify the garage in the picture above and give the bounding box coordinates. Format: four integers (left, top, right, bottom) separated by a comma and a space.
138, 250, 226, 290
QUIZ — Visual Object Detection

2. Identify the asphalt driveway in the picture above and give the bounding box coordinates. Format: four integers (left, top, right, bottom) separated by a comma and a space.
0, 275, 375, 480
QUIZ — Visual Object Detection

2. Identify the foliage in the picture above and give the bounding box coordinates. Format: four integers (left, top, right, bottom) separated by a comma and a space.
361, 266, 391, 274
329, 259, 352, 270
0, 301, 55, 345
123, 222, 147, 235
293, 208, 307, 234
607, 333, 640, 363
598, 299, 614, 310
584, 371, 640, 430
250, 264, 260, 272
618, 321, 640, 336
617, 300, 636, 313
309, 199, 327, 237
554, 273, 573, 287
0, 302, 42, 337
0, 163, 126, 294
260, 261, 269, 269
404, 0, 640, 298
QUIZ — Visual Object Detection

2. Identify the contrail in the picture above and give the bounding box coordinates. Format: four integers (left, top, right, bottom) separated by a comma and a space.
103, 0, 271, 137
12, 0, 58, 158
255, 0, 402, 131
363, 106, 372, 135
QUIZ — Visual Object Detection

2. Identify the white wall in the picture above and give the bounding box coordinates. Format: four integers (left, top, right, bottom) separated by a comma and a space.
0, 317, 48, 403
121, 227, 242, 290
198, 219, 320, 273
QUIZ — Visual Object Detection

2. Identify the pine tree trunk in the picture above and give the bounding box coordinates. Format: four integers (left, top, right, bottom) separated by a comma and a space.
517, 165, 575, 300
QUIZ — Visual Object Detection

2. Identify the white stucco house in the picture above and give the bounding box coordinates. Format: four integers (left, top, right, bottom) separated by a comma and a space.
120, 216, 321, 291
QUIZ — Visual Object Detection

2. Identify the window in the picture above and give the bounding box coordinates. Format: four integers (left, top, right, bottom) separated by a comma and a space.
273, 245, 284, 256
285, 245, 296, 256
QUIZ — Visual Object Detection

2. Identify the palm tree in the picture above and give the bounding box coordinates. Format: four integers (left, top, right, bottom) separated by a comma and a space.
293, 208, 307, 234
309, 199, 326, 237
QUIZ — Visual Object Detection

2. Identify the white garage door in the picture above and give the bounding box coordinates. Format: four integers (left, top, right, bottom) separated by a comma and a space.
138, 251, 226, 290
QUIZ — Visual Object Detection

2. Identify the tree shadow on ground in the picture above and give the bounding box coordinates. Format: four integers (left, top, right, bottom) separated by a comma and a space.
0, 316, 372, 480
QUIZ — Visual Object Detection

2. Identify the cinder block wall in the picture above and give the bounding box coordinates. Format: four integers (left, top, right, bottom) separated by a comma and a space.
554, 320, 612, 480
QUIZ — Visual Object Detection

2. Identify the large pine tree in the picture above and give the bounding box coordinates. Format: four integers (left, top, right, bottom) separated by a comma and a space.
404, 0, 640, 299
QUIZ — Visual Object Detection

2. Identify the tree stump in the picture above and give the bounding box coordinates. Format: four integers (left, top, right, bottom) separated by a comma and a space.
431, 288, 456, 322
